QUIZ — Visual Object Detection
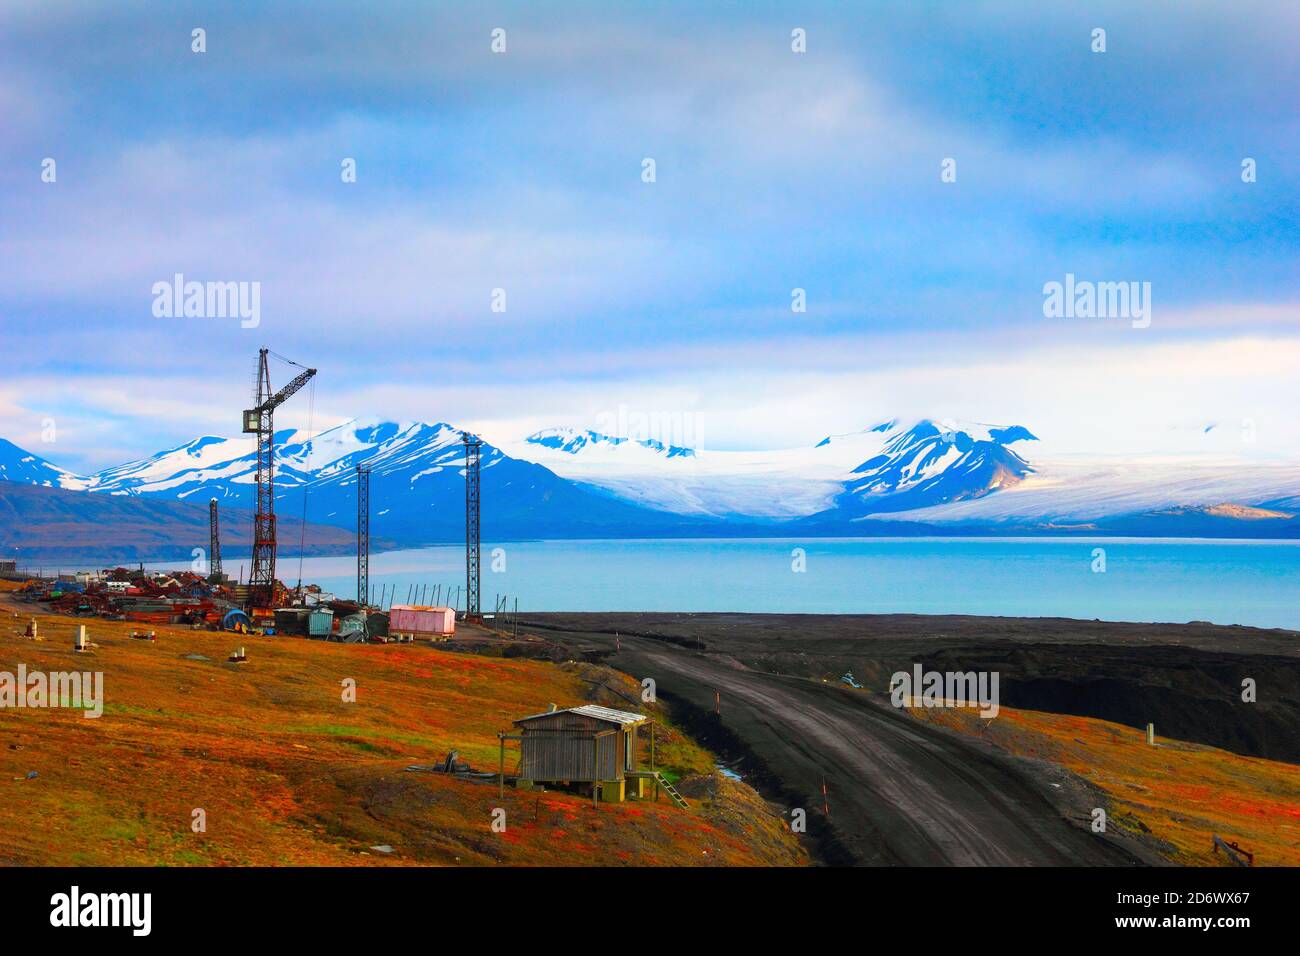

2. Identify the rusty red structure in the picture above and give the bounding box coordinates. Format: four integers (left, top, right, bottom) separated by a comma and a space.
242, 349, 316, 612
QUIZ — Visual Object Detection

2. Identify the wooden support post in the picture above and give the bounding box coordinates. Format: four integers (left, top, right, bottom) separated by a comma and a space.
498, 733, 506, 799
592, 735, 600, 809
1146, 722, 1155, 746
651, 721, 658, 802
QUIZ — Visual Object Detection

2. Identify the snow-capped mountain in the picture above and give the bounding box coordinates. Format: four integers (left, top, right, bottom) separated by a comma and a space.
835, 419, 1037, 516
507, 416, 1300, 533
84, 434, 267, 499
6, 419, 705, 545
503, 423, 884, 517
525, 427, 695, 460
0, 438, 86, 489
84, 421, 473, 503
506, 418, 1038, 519
4, 415, 1300, 545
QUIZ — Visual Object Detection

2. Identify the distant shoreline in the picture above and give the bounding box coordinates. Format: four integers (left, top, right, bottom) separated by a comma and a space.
16, 531, 1300, 568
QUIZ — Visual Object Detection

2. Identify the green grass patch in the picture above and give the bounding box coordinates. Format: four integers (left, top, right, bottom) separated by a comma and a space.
287, 722, 437, 750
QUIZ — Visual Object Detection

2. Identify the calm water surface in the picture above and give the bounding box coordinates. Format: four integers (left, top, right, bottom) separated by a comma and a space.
229, 537, 1300, 631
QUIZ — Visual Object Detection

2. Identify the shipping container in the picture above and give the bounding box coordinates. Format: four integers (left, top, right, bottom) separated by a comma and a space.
388, 605, 455, 639
307, 609, 334, 637
274, 608, 311, 636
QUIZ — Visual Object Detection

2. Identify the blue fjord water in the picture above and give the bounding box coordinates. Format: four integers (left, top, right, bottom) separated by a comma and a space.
269, 537, 1300, 631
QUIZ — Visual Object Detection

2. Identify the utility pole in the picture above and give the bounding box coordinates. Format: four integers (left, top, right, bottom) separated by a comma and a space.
356, 464, 369, 606
208, 498, 223, 583
463, 432, 482, 622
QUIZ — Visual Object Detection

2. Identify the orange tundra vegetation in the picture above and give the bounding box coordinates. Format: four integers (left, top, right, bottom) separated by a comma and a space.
0, 604, 806, 866
905, 703, 1300, 866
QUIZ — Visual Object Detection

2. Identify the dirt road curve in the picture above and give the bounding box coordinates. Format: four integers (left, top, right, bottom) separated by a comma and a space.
542, 624, 1142, 866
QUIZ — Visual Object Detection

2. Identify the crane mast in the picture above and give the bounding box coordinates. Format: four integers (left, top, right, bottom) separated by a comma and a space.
356, 464, 370, 605
242, 349, 316, 612
463, 432, 482, 622
208, 498, 223, 583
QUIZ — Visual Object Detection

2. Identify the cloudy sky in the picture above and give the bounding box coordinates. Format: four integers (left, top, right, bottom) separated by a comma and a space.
1, 0, 1297, 472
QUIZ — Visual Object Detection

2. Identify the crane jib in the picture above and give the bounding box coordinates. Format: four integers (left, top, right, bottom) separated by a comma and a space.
251, 369, 317, 415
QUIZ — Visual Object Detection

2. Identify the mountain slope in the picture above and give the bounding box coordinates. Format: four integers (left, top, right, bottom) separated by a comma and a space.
508, 418, 1039, 519
79, 420, 714, 544
836, 420, 1037, 516
0, 438, 85, 489
4, 414, 1300, 546
526, 426, 696, 460
0, 481, 359, 563
879, 456, 1300, 528
84, 434, 263, 499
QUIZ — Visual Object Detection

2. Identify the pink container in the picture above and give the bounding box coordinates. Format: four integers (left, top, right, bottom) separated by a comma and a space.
389, 605, 456, 637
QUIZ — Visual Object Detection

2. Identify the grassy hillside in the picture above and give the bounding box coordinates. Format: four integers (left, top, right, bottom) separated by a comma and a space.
0, 598, 805, 866
905, 703, 1300, 866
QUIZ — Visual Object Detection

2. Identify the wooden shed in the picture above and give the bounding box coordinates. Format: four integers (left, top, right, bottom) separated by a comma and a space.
508, 705, 654, 804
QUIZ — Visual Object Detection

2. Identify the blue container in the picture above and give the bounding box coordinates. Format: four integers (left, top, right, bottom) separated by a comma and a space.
307, 609, 334, 637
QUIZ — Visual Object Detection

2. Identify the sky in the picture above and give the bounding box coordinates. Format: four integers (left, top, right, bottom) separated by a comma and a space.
1, 0, 1297, 473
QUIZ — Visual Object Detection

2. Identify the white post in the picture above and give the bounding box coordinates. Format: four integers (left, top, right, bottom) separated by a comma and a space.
1146, 723, 1155, 746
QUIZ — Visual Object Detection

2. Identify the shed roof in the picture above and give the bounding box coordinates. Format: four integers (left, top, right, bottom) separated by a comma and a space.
514, 704, 648, 727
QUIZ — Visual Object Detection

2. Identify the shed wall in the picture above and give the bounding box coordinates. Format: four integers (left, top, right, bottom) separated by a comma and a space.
517, 713, 627, 782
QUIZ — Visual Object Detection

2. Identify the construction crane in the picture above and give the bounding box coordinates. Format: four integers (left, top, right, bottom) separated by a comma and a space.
462, 432, 482, 622
208, 498, 223, 584
356, 464, 369, 606
242, 349, 317, 612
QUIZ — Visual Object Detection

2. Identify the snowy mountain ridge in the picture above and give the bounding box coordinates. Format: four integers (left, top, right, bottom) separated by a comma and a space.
3, 415, 1299, 539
